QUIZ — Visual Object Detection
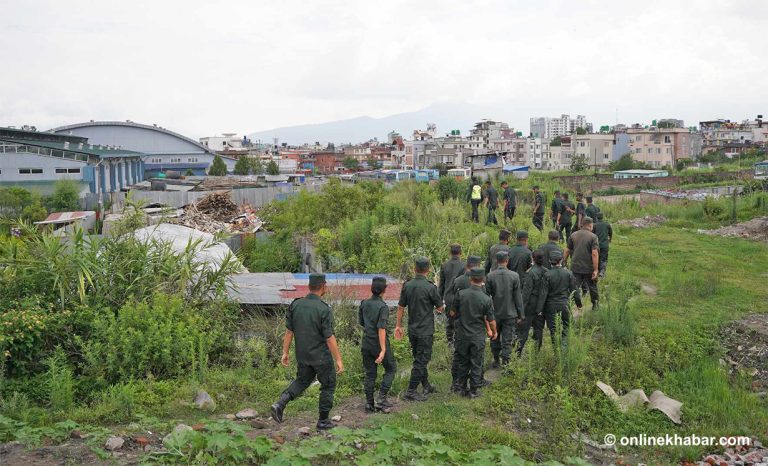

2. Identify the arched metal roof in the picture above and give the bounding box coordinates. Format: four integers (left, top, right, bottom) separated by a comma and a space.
50, 121, 215, 155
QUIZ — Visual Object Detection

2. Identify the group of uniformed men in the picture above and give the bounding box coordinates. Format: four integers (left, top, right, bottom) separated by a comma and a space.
270, 184, 613, 430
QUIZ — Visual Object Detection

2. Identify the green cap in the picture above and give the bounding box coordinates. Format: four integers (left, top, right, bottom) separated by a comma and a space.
495, 250, 509, 261
467, 255, 482, 266
550, 250, 563, 262
516, 230, 528, 239
469, 267, 485, 278
415, 256, 431, 269
309, 273, 326, 287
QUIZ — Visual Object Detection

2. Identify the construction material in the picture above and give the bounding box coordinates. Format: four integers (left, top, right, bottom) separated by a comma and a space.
171, 192, 262, 233
596, 381, 682, 424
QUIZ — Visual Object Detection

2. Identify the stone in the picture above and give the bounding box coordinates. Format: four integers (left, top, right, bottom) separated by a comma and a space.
331, 415, 342, 422
104, 436, 124, 451
224, 414, 237, 420
272, 434, 285, 444
236, 408, 258, 420
193, 390, 216, 411
411, 414, 419, 420
144, 445, 155, 453
174, 423, 194, 434
69, 429, 85, 439
298, 426, 312, 435
250, 419, 268, 430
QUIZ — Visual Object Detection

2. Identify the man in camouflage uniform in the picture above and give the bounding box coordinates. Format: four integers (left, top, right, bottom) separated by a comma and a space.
484, 180, 499, 226
575, 192, 587, 230
532, 185, 545, 231
507, 230, 533, 282
359, 277, 397, 413
271, 273, 344, 430
550, 190, 562, 231
502, 180, 516, 221
538, 230, 563, 270
537, 250, 582, 348
450, 268, 497, 398
585, 196, 600, 221
593, 212, 613, 278
396, 257, 444, 401
565, 217, 600, 309
517, 251, 548, 356
485, 229, 512, 274
557, 192, 575, 241
485, 251, 524, 367
439, 244, 466, 346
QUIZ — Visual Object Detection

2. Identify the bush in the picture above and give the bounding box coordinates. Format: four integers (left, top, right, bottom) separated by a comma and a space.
45, 348, 74, 414
83, 294, 220, 383
240, 235, 301, 272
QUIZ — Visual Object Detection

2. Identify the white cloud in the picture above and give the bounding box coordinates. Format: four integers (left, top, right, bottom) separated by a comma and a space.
0, 0, 765, 138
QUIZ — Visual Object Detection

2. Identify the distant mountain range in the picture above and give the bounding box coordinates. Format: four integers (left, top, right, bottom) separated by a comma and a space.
248, 102, 513, 146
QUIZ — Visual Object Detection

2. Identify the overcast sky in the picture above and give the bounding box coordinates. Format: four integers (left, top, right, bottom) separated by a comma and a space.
1, 0, 765, 139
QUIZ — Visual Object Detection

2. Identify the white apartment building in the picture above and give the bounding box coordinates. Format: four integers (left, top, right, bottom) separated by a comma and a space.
527, 137, 550, 169
199, 133, 248, 152
572, 134, 614, 170
468, 120, 515, 155
530, 114, 590, 139
546, 138, 573, 171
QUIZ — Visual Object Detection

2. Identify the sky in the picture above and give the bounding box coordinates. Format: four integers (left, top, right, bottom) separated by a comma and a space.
1, 0, 766, 140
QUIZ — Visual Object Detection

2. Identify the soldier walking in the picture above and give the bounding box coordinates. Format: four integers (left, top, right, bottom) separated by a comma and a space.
450, 268, 497, 398
550, 190, 562, 232
532, 185, 545, 231
585, 196, 600, 221
468, 177, 483, 223
507, 230, 533, 283
485, 229, 512, 274
502, 181, 517, 221
395, 257, 444, 401
271, 273, 344, 430
593, 212, 613, 278
359, 277, 397, 413
536, 250, 582, 348
557, 193, 575, 241
517, 251, 548, 356
564, 217, 600, 309
538, 230, 563, 270
439, 244, 466, 346
484, 180, 499, 225
485, 251, 524, 367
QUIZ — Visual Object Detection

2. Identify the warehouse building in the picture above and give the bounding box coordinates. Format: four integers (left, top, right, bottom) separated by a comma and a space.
0, 126, 145, 195
51, 121, 236, 177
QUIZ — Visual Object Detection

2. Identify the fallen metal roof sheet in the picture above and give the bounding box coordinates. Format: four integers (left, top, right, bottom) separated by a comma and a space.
35, 211, 96, 225
229, 273, 403, 306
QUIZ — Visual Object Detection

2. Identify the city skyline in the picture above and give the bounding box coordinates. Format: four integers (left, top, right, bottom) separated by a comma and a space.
1, 0, 766, 139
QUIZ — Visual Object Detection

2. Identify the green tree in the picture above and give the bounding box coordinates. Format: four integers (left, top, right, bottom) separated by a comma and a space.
550, 136, 562, 146
233, 156, 252, 175
342, 157, 360, 171
252, 159, 265, 175
22, 199, 48, 222
208, 155, 228, 176
266, 160, 280, 175
610, 153, 635, 171
366, 156, 381, 169
575, 127, 587, 135
570, 155, 589, 173
46, 180, 81, 212
184, 169, 195, 176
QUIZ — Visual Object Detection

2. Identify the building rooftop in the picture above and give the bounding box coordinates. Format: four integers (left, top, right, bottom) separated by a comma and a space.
1, 127, 87, 144
0, 138, 145, 159
614, 169, 668, 175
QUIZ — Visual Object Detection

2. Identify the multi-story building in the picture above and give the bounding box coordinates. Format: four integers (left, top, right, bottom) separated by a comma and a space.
546, 136, 573, 171
529, 114, 590, 139
199, 133, 252, 152
468, 120, 514, 155
699, 118, 767, 155
627, 127, 694, 168
572, 133, 614, 170
527, 137, 550, 170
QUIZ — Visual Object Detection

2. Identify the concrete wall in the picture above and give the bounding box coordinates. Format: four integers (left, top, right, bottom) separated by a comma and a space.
555, 170, 754, 193
0, 152, 86, 182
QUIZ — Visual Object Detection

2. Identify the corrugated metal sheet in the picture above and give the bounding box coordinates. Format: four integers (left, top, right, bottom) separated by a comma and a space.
35, 211, 96, 224
229, 273, 403, 306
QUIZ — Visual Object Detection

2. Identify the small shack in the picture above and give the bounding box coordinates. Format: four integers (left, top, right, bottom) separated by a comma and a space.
35, 211, 96, 236
755, 160, 768, 179
613, 169, 669, 179
502, 165, 530, 179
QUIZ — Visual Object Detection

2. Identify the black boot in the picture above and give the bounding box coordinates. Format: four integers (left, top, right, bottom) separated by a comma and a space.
468, 388, 482, 399
365, 393, 376, 413
491, 357, 500, 369
422, 383, 437, 395
316, 418, 335, 430
451, 383, 465, 394
404, 389, 427, 401
270, 391, 292, 423
376, 393, 394, 410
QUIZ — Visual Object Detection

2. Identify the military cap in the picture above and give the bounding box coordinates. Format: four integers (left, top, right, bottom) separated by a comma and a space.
549, 250, 563, 262
596, 212, 604, 220
414, 256, 431, 269
469, 267, 485, 278
516, 230, 529, 239
372, 276, 387, 287
495, 250, 509, 261
309, 273, 326, 287
467, 255, 482, 266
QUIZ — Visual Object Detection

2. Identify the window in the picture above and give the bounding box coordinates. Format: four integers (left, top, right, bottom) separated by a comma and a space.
635, 135, 641, 141
19, 168, 43, 174
55, 168, 81, 174
664, 136, 671, 143
635, 148, 641, 154
603, 154, 609, 159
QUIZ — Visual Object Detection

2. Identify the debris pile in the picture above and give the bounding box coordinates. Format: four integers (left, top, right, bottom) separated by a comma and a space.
596, 381, 682, 424
617, 215, 667, 229
719, 314, 768, 393
696, 441, 768, 466
172, 192, 262, 233
698, 217, 768, 243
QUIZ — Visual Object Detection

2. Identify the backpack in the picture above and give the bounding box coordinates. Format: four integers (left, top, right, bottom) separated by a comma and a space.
471, 184, 482, 201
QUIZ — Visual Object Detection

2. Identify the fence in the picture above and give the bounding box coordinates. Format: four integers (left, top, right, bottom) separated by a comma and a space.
81, 184, 322, 211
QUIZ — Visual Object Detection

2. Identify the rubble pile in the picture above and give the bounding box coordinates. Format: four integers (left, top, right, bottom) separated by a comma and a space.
699, 217, 768, 243
695, 441, 767, 466
617, 215, 668, 229
172, 192, 262, 234
719, 314, 768, 392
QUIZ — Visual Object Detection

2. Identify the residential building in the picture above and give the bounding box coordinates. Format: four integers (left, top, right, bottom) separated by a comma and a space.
468, 120, 515, 155
527, 137, 550, 170
199, 133, 252, 152
313, 151, 341, 174
612, 128, 631, 161
546, 136, 573, 171
573, 133, 614, 170
530, 114, 590, 139
699, 117, 767, 155
409, 126, 437, 169
627, 126, 694, 168
1, 126, 145, 196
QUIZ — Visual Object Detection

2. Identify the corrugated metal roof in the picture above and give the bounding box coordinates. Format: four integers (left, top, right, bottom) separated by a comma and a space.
0, 138, 144, 158
229, 273, 403, 306
35, 211, 96, 225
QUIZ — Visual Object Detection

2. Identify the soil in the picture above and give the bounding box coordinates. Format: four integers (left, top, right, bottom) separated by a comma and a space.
698, 217, 768, 243
719, 313, 768, 392
616, 215, 667, 229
